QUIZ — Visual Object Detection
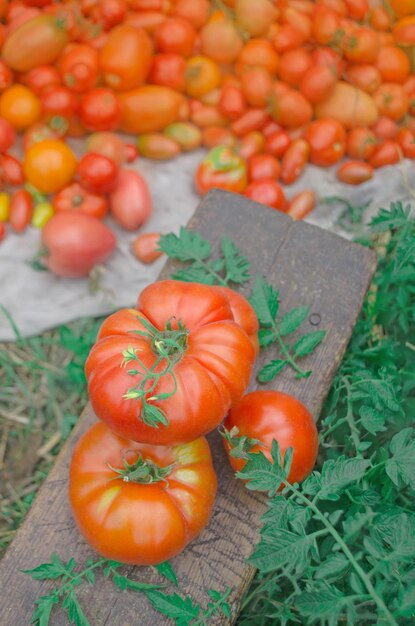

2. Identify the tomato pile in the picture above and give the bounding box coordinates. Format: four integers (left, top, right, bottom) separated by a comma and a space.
69, 279, 318, 565
0, 0, 415, 263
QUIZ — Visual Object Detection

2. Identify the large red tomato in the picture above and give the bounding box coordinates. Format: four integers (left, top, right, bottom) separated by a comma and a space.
214, 286, 259, 356
69, 422, 217, 565
223, 390, 318, 485
85, 281, 256, 445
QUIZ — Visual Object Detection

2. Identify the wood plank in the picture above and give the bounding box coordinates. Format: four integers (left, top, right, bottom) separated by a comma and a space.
0, 189, 377, 625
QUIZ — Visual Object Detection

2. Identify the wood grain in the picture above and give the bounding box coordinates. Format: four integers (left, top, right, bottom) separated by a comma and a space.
0, 189, 377, 625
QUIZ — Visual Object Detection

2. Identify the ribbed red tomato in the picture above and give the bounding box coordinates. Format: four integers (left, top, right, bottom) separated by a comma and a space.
85, 281, 256, 445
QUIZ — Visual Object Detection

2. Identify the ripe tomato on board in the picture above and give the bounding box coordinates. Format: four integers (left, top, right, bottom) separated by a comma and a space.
85, 280, 256, 445
223, 390, 318, 486
214, 285, 259, 356
69, 422, 217, 565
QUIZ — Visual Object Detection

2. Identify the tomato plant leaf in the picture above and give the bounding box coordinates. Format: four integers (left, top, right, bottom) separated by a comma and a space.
257, 359, 287, 383
220, 237, 250, 284
155, 562, 178, 587
62, 592, 90, 626
32, 594, 59, 626
385, 428, 415, 489
293, 330, 326, 358
144, 591, 200, 626
249, 275, 279, 327
294, 583, 345, 620
258, 327, 275, 348
359, 405, 387, 435
319, 457, 370, 500
22, 553, 69, 580
158, 228, 211, 262
313, 554, 350, 580
248, 526, 319, 574
278, 306, 310, 337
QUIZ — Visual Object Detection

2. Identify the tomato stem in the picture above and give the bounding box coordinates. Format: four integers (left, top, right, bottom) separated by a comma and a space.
108, 452, 175, 486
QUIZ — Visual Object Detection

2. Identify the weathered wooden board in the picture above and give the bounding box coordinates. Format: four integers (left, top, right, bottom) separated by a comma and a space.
0, 189, 377, 625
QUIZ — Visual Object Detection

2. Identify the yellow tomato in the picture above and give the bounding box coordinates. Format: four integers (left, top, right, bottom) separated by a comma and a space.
185, 56, 221, 98
0, 85, 41, 131
0, 192, 11, 222
32, 202, 55, 228
23, 140, 78, 194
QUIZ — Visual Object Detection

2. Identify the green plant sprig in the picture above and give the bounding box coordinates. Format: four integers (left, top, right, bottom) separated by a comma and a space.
249, 276, 326, 382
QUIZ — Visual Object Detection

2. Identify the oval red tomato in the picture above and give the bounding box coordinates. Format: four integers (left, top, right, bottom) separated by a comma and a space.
85, 280, 256, 445
69, 422, 217, 565
109, 169, 152, 230
223, 390, 318, 486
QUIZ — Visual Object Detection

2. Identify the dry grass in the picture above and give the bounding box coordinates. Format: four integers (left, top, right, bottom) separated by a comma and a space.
0, 311, 103, 555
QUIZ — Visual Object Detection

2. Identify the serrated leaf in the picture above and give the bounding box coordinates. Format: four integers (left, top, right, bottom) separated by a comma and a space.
113, 573, 162, 592
155, 562, 178, 586
158, 228, 211, 262
32, 595, 59, 626
221, 237, 250, 284
258, 327, 275, 348
171, 263, 218, 285
349, 572, 366, 595
295, 583, 344, 619
145, 591, 200, 626
366, 378, 401, 413
319, 456, 370, 500
386, 428, 415, 489
278, 306, 309, 337
62, 593, 90, 626
293, 330, 326, 358
314, 554, 349, 580
359, 405, 387, 434
248, 527, 316, 574
22, 554, 67, 580
237, 449, 284, 495
397, 583, 415, 617
249, 276, 279, 327
257, 359, 287, 383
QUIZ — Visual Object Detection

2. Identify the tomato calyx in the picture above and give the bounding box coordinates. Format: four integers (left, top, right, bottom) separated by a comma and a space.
221, 426, 263, 461
108, 451, 175, 486
121, 317, 190, 429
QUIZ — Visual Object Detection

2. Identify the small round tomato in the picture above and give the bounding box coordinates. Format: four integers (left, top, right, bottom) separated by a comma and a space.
235, 0, 278, 37
375, 45, 410, 84
149, 53, 186, 92
299, 64, 337, 104
53, 182, 109, 219
213, 285, 259, 356
397, 128, 415, 159
69, 422, 217, 565
369, 141, 401, 168
200, 18, 242, 65
280, 138, 310, 185
369, 7, 391, 31
0, 153, 23, 186
219, 85, 246, 120
42, 212, 116, 277
154, 16, 196, 57
78, 153, 119, 194
165, 122, 202, 151
311, 5, 340, 45
0, 84, 41, 130
171, 0, 210, 29
344, 0, 368, 20
132, 232, 163, 264
265, 130, 291, 158
287, 190, 316, 220
248, 154, 280, 181
23, 139, 77, 194
86, 132, 127, 165
0, 119, 16, 153
305, 118, 346, 166
58, 43, 99, 93
9, 189, 33, 232
195, 145, 247, 195
85, 281, 255, 444
237, 131, 265, 160
371, 116, 399, 140
337, 160, 374, 184
0, 61, 13, 92
270, 87, 313, 128
343, 27, 379, 64
223, 390, 318, 485
185, 55, 221, 98
236, 38, 279, 75
22, 65, 60, 95
40, 85, 78, 126
273, 24, 306, 53
79, 88, 121, 132
245, 179, 286, 211
240, 67, 273, 108
278, 48, 312, 88
345, 64, 382, 94
373, 84, 409, 121
98, 0, 128, 29
346, 127, 377, 160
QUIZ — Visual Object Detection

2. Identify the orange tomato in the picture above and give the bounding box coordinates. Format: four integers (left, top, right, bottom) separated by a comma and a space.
154, 17, 196, 57
200, 18, 242, 65
345, 64, 382, 94
235, 0, 278, 37
337, 160, 374, 184
278, 48, 312, 87
397, 128, 415, 158
273, 24, 306, 53
23, 139, 77, 194
375, 45, 410, 83
270, 87, 313, 128
374, 83, 409, 121
231, 109, 269, 136
371, 116, 399, 140
132, 232, 163, 264
369, 7, 391, 31
237, 130, 266, 159
287, 190, 316, 219
280, 138, 310, 185
305, 118, 346, 166
0, 84, 41, 130
299, 64, 337, 103
119, 86, 184, 133
344, 0, 368, 20
388, 0, 415, 17
219, 85, 246, 120
369, 141, 401, 168
240, 67, 273, 107
311, 5, 340, 45
185, 56, 221, 97
171, 0, 210, 30
343, 27, 379, 64
201, 126, 235, 148
346, 127, 377, 159
236, 38, 279, 75
315, 81, 378, 129
99, 25, 153, 91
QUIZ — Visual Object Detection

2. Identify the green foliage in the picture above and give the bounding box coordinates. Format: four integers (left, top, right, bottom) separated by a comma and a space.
238, 203, 415, 626
249, 276, 326, 381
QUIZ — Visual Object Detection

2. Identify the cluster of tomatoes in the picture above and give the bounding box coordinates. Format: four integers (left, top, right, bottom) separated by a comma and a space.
69, 279, 318, 565
0, 0, 414, 262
